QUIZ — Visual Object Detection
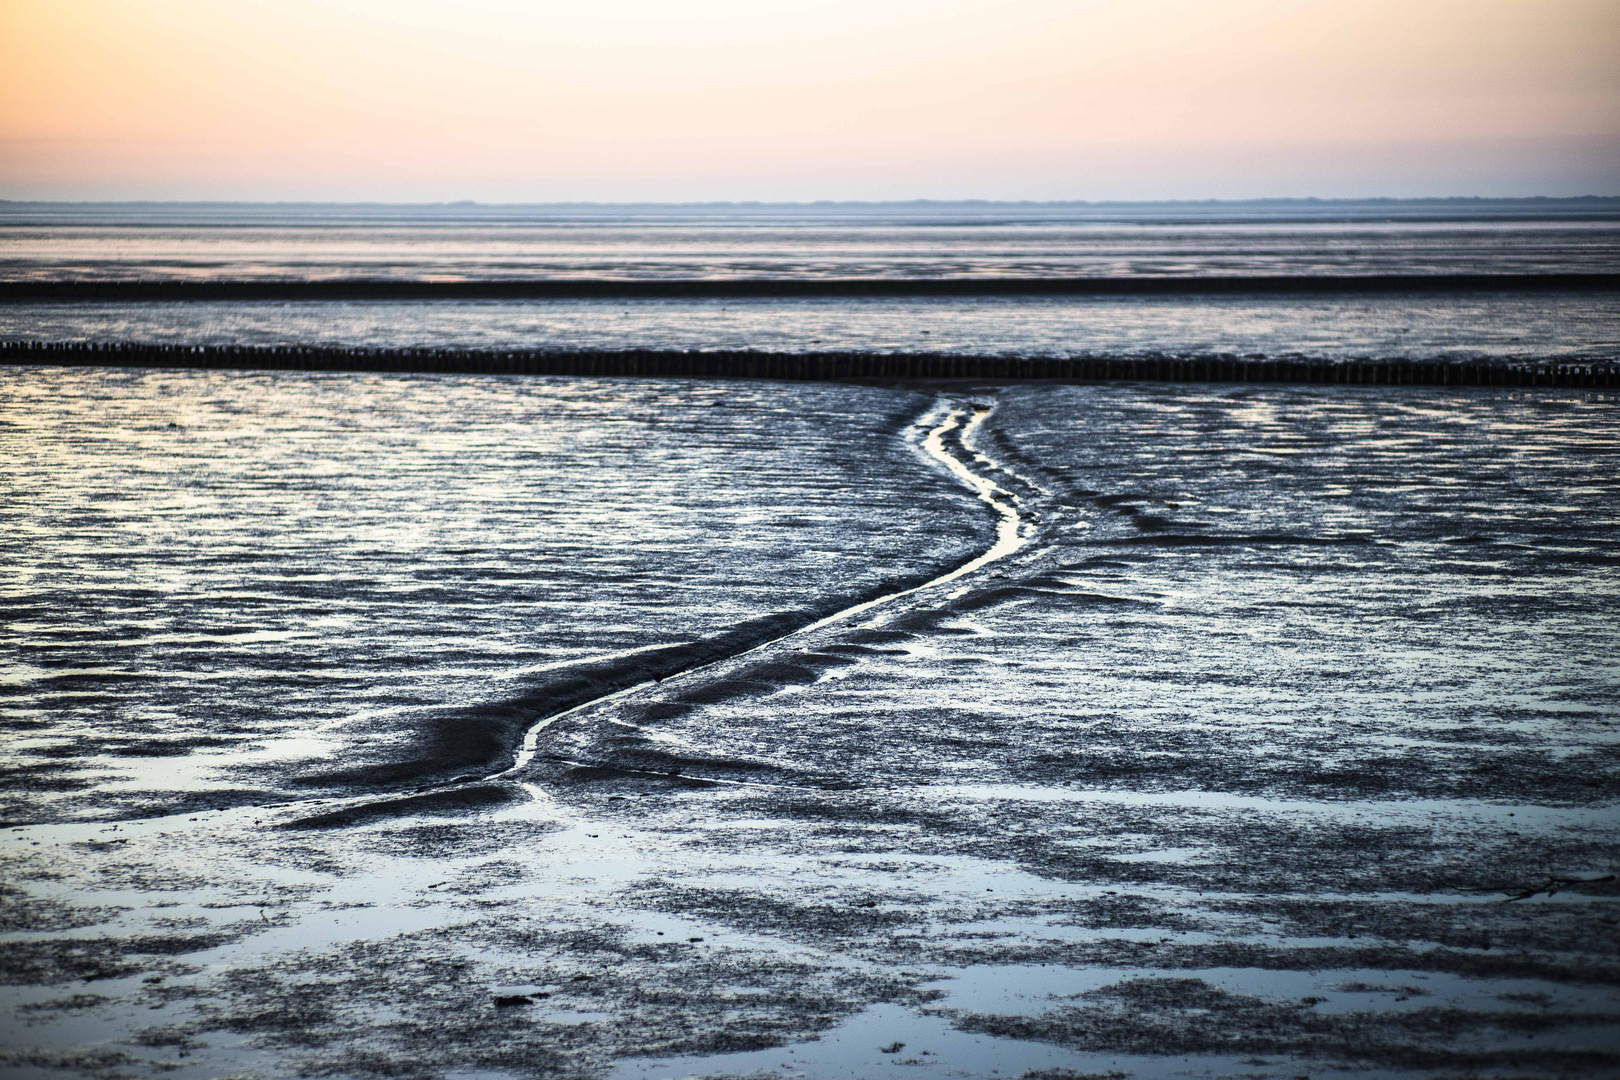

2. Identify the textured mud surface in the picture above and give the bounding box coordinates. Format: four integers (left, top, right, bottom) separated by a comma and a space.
0, 369, 984, 820
2, 376, 1616, 1079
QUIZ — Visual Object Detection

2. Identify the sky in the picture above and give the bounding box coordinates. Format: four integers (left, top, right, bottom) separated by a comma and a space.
2, 0, 1617, 202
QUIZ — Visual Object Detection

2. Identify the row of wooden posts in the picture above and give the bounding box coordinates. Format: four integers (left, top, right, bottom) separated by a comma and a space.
3, 340, 1617, 388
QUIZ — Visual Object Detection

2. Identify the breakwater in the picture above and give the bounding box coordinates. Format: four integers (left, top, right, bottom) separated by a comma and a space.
4, 340, 1617, 387
2, 273, 1618, 302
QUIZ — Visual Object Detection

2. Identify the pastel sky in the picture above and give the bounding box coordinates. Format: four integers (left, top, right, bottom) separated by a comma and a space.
3, 0, 1617, 201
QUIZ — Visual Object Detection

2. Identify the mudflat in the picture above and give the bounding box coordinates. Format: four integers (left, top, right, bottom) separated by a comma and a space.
2, 371, 1615, 1080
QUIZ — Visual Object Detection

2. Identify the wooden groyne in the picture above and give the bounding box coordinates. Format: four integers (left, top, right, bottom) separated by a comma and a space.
2, 273, 1618, 301
4, 341, 1617, 388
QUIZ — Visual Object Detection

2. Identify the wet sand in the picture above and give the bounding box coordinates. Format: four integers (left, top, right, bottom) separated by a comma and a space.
0, 369, 985, 823
2, 376, 1616, 1079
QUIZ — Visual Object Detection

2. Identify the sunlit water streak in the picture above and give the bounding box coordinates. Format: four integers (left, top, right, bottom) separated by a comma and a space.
501, 399, 1030, 779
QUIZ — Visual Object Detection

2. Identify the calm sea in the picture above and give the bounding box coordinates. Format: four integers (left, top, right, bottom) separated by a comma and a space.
3, 200, 1617, 361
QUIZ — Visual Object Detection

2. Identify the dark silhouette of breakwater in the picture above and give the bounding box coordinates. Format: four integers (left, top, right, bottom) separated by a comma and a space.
4, 340, 1616, 387
2, 273, 1618, 301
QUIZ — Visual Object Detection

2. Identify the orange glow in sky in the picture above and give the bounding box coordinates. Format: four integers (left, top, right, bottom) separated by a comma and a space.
2, 0, 1616, 200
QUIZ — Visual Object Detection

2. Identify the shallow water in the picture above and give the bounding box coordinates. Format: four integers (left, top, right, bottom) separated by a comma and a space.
3, 202, 1616, 283
7, 202, 1616, 366
4, 293, 1618, 363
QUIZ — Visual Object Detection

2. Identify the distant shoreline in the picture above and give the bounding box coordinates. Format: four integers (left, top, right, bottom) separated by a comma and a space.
3, 196, 1618, 227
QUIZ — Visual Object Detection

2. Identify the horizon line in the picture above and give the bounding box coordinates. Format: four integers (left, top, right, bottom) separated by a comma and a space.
4, 195, 1620, 209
